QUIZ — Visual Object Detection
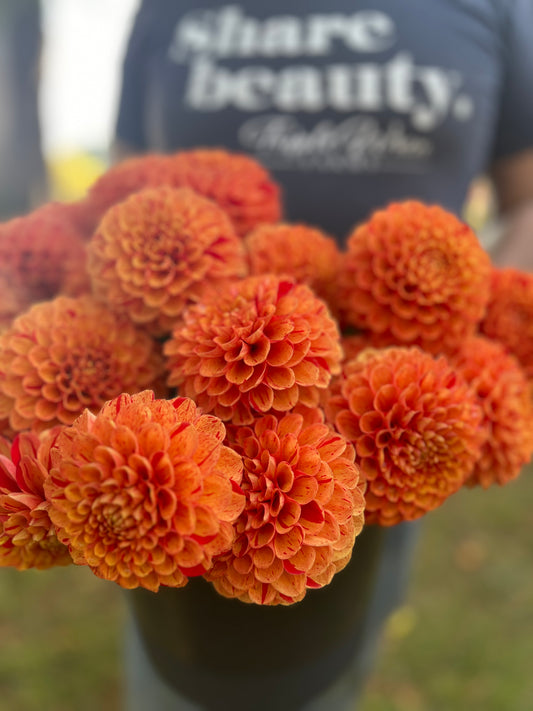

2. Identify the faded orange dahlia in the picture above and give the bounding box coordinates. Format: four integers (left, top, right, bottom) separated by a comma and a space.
326, 347, 484, 526
246, 223, 341, 308
170, 149, 282, 237
0, 202, 89, 326
480, 268, 533, 379
165, 275, 343, 425
88, 186, 247, 335
0, 430, 71, 569
338, 201, 492, 353
45, 391, 244, 591
0, 295, 164, 433
450, 336, 533, 488
205, 407, 365, 605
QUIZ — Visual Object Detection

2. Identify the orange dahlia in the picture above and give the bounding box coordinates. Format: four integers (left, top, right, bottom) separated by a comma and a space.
450, 336, 533, 488
165, 275, 343, 425
326, 347, 484, 526
480, 268, 533, 379
88, 186, 247, 335
170, 149, 282, 237
0, 295, 164, 433
338, 201, 492, 353
45, 391, 244, 591
245, 223, 341, 308
0, 430, 71, 569
0, 202, 89, 326
205, 407, 365, 605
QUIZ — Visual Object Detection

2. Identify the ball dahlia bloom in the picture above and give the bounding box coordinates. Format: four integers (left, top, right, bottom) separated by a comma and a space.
245, 223, 341, 308
0, 295, 164, 433
0, 430, 71, 569
45, 391, 244, 592
337, 201, 492, 353
480, 267, 533, 379
326, 347, 484, 526
88, 186, 247, 335
450, 336, 533, 488
0, 202, 89, 326
165, 275, 343, 425
205, 407, 365, 605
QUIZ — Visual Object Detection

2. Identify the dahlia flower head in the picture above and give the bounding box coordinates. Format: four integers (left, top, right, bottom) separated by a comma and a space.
205, 407, 365, 605
480, 267, 533, 379
326, 346, 484, 526
337, 201, 492, 354
165, 275, 343, 425
450, 336, 533, 489
45, 391, 244, 592
0, 202, 89, 327
0, 295, 164, 433
245, 222, 342, 310
0, 430, 71, 570
87, 186, 247, 336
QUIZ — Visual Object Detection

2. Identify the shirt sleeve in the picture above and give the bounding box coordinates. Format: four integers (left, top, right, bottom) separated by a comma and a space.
491, 0, 533, 161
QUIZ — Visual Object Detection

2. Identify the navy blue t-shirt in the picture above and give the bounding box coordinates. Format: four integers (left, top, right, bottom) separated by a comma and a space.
116, 0, 533, 243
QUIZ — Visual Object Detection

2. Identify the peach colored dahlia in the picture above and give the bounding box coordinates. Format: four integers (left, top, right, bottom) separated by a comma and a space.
165, 275, 343, 425
45, 391, 244, 591
450, 336, 533, 488
205, 407, 365, 605
326, 347, 484, 526
0, 202, 89, 326
480, 267, 533, 379
337, 201, 492, 354
0, 430, 71, 569
88, 186, 247, 335
245, 223, 341, 308
0, 295, 164, 433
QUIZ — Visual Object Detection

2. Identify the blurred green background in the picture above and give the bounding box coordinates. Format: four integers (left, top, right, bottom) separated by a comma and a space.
0, 464, 531, 711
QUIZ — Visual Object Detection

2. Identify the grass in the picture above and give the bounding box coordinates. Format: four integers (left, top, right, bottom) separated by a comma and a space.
0, 465, 532, 711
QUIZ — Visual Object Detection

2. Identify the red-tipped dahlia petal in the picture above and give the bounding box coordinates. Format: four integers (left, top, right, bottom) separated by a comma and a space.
0, 295, 164, 432
450, 336, 533, 488
338, 201, 492, 353
0, 202, 89, 326
326, 347, 484, 526
0, 430, 71, 569
165, 275, 343, 424
88, 186, 247, 335
44, 391, 244, 591
480, 268, 533, 379
205, 408, 365, 605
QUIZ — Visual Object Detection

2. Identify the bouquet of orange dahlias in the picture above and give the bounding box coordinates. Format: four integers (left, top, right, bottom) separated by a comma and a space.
0, 148, 532, 613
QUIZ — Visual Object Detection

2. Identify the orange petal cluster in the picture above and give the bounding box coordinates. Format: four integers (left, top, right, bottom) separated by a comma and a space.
88, 186, 247, 335
0, 431, 71, 569
0, 202, 89, 327
480, 268, 533, 379
338, 201, 492, 353
205, 407, 364, 605
450, 336, 533, 488
170, 149, 282, 237
45, 391, 244, 591
326, 347, 483, 525
246, 223, 341, 308
0, 295, 164, 433
165, 275, 343, 425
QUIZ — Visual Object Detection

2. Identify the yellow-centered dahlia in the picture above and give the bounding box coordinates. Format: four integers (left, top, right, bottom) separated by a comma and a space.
88, 186, 247, 335
45, 391, 244, 591
0, 430, 71, 569
450, 336, 533, 488
165, 275, 343, 425
326, 347, 484, 526
338, 201, 492, 353
205, 407, 365, 605
0, 295, 164, 433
